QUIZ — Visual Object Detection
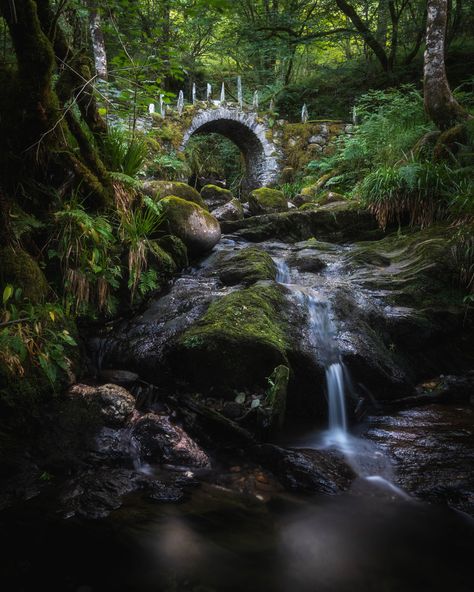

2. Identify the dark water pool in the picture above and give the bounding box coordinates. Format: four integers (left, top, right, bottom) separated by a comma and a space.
1, 478, 473, 592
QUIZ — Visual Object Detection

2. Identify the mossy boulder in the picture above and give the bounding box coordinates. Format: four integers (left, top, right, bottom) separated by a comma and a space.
142, 180, 207, 210
218, 247, 277, 286
200, 184, 234, 211
212, 198, 244, 222
171, 284, 289, 392
160, 197, 221, 256
157, 234, 189, 269
248, 187, 288, 215
0, 246, 49, 303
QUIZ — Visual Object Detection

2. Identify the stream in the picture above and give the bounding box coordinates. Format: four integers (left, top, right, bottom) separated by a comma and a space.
1, 232, 473, 591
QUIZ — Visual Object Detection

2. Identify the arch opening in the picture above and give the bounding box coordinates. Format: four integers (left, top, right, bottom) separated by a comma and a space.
181, 107, 281, 193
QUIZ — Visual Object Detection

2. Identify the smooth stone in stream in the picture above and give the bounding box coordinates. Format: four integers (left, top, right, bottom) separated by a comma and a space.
66, 383, 136, 428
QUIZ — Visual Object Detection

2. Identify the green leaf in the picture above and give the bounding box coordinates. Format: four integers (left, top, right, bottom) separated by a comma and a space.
2, 284, 13, 304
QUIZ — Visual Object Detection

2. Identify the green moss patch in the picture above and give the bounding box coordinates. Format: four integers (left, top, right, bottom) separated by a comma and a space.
143, 180, 207, 210
249, 187, 288, 215
0, 246, 49, 303
173, 284, 289, 392
218, 247, 277, 286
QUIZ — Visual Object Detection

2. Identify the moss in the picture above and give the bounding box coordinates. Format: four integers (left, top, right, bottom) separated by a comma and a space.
201, 184, 233, 208
249, 187, 287, 215
174, 284, 289, 392
157, 235, 189, 269
149, 242, 177, 279
0, 246, 49, 303
218, 247, 277, 286
143, 180, 207, 209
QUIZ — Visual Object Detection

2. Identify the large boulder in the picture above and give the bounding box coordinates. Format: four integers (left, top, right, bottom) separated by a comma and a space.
200, 184, 234, 211
217, 247, 277, 286
132, 413, 210, 467
213, 198, 244, 222
221, 204, 380, 242
66, 383, 135, 427
160, 196, 221, 256
142, 180, 207, 209
170, 284, 289, 393
248, 187, 288, 215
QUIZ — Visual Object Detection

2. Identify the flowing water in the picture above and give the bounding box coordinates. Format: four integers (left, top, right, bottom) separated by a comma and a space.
1, 240, 473, 591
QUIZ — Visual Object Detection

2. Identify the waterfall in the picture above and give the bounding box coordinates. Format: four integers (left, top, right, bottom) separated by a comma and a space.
220, 82, 225, 103
177, 90, 184, 115
274, 257, 349, 446
237, 76, 243, 108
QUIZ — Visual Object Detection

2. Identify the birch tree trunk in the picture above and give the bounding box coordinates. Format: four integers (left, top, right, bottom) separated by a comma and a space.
88, 1, 108, 80
423, 0, 470, 129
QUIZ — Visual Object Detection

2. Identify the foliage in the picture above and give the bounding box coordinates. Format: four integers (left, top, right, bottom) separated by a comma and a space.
118, 197, 165, 303
147, 152, 190, 181
0, 286, 77, 390
102, 127, 148, 177
50, 196, 121, 315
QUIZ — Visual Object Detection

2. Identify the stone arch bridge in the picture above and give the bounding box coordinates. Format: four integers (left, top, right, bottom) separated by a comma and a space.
156, 104, 350, 191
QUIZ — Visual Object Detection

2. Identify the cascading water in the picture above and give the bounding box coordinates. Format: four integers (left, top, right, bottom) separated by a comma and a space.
273, 254, 409, 498
274, 257, 349, 447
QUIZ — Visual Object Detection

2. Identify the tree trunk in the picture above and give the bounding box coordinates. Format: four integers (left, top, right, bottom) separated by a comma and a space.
335, 0, 389, 71
423, 0, 470, 129
87, 1, 108, 80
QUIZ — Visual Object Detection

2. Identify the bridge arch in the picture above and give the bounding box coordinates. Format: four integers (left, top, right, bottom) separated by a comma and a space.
181, 107, 281, 191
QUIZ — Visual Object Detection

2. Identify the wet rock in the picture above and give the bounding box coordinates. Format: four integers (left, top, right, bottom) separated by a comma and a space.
364, 404, 474, 515
255, 444, 354, 494
66, 383, 135, 428
170, 284, 289, 392
248, 187, 288, 215
201, 184, 234, 211
217, 247, 277, 286
160, 196, 221, 255
221, 206, 379, 243
146, 480, 185, 503
142, 180, 207, 209
98, 369, 139, 385
132, 413, 210, 468
213, 198, 244, 222
289, 254, 327, 274
61, 467, 140, 519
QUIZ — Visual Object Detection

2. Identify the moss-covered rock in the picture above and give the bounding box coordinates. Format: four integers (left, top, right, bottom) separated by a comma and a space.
0, 246, 49, 303
171, 284, 289, 392
157, 234, 189, 269
142, 180, 207, 210
160, 196, 221, 256
218, 247, 277, 286
200, 184, 234, 211
248, 187, 288, 216
221, 205, 380, 243
213, 198, 244, 222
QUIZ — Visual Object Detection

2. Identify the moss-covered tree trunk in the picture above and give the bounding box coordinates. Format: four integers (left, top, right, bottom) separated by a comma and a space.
423, 0, 471, 130
0, 0, 111, 210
